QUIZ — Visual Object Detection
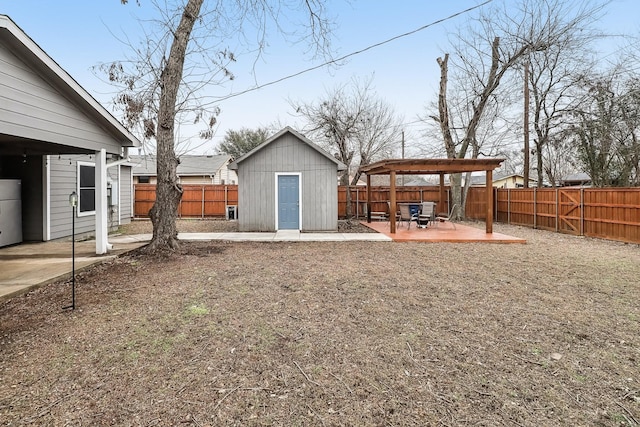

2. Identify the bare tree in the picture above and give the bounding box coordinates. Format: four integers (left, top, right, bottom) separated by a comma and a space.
522, 0, 605, 187
430, 0, 608, 213
542, 136, 579, 186
108, 0, 334, 251
566, 70, 640, 187
292, 77, 402, 218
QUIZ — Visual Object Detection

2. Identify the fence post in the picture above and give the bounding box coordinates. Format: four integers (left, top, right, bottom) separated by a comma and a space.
580, 187, 584, 236
555, 188, 559, 232
202, 185, 205, 219
533, 187, 537, 229
507, 189, 511, 224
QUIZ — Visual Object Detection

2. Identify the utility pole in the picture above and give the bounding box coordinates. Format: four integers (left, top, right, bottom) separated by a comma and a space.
523, 58, 530, 188
401, 130, 405, 186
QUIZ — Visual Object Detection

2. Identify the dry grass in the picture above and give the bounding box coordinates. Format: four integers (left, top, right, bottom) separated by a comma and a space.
1, 221, 639, 426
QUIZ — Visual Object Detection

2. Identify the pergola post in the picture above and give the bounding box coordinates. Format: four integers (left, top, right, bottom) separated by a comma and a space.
366, 174, 372, 223
389, 170, 397, 234
486, 169, 493, 234
439, 173, 445, 214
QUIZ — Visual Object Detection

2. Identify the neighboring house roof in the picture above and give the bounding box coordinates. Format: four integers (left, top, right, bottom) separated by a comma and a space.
0, 15, 139, 154
228, 126, 347, 171
130, 154, 233, 176
562, 173, 591, 184
403, 177, 436, 186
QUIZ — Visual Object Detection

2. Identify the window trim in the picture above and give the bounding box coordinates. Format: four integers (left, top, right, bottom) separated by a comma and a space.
77, 161, 96, 217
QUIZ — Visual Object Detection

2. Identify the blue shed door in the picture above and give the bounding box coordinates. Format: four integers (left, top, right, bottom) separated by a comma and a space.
277, 175, 299, 230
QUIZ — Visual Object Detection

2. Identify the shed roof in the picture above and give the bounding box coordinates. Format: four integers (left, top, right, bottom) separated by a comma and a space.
0, 15, 139, 154
229, 126, 346, 171
130, 154, 232, 176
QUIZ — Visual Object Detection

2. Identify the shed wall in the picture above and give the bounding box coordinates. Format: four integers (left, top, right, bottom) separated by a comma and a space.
237, 133, 338, 232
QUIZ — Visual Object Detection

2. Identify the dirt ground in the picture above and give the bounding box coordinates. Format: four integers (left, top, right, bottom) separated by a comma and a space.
1, 220, 639, 426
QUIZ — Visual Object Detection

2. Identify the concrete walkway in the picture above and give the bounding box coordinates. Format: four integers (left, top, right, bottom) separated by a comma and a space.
0, 231, 391, 301
111, 230, 391, 244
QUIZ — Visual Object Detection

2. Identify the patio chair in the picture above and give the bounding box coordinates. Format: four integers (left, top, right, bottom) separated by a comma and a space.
417, 201, 435, 228
398, 203, 418, 228
435, 204, 458, 229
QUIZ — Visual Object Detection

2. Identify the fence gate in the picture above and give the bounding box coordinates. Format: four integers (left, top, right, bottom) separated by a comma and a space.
557, 189, 582, 235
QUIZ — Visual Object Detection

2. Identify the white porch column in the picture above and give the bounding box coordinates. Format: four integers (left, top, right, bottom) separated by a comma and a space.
95, 149, 109, 254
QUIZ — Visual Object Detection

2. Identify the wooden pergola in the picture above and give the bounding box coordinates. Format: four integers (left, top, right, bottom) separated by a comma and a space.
359, 158, 505, 234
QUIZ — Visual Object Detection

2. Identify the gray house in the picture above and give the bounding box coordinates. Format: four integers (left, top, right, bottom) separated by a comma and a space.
0, 15, 139, 252
130, 154, 238, 185
229, 127, 345, 232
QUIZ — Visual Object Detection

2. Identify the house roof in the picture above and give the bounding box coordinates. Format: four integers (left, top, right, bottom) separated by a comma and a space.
228, 126, 347, 171
0, 15, 139, 154
562, 173, 591, 183
403, 177, 436, 186
130, 154, 232, 176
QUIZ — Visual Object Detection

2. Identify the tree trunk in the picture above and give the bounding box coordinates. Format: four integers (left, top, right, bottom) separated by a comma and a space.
450, 173, 463, 218
436, 54, 456, 157
146, 0, 204, 252
345, 186, 353, 219
536, 140, 544, 187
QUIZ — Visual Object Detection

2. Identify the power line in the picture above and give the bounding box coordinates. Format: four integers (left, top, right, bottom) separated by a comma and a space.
212, 1, 494, 104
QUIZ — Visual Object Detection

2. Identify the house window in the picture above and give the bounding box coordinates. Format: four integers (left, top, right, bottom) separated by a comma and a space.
138, 175, 150, 184
78, 162, 95, 215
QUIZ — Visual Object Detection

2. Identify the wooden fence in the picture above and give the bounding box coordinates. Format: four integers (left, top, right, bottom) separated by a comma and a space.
134, 184, 640, 244
495, 187, 640, 244
134, 184, 238, 218
337, 186, 451, 218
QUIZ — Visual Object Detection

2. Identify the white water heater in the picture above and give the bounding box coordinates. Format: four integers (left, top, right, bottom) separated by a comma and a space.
0, 179, 22, 247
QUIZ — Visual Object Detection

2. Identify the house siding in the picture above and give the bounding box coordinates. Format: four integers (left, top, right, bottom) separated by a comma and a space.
119, 165, 133, 224
48, 155, 96, 239
107, 167, 117, 229
218, 165, 237, 185
237, 132, 338, 232
0, 43, 123, 154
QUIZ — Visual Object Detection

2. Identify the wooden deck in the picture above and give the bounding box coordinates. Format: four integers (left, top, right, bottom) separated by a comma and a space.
361, 220, 526, 243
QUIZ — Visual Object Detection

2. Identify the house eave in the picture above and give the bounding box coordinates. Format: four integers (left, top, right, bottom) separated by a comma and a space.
0, 15, 140, 151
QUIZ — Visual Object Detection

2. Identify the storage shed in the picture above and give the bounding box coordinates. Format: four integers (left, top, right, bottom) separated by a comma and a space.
229, 127, 345, 232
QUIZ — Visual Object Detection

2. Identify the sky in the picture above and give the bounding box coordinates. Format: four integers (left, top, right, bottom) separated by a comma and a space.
2, 0, 639, 156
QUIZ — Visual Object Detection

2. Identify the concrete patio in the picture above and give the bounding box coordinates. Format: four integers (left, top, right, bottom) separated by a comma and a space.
361, 220, 527, 243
